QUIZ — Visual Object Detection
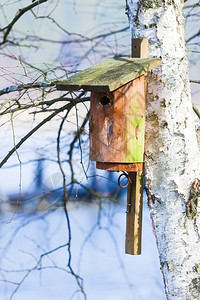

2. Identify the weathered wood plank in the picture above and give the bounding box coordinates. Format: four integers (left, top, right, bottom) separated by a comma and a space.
126, 76, 145, 162
82, 58, 160, 92
96, 162, 143, 172
56, 58, 127, 91
125, 38, 147, 256
90, 76, 145, 163
125, 171, 143, 255
132, 38, 148, 58
56, 57, 161, 92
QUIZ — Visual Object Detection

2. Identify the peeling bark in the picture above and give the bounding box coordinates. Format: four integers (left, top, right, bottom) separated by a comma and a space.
126, 0, 200, 299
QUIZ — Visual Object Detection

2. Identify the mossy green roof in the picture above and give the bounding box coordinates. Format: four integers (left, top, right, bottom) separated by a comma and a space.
56, 57, 161, 92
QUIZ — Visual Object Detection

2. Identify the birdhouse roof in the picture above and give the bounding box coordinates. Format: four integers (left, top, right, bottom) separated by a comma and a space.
56, 57, 161, 92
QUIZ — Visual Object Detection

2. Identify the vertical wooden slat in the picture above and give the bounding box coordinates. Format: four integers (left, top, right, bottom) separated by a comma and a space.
125, 172, 143, 255
125, 38, 148, 255
131, 38, 148, 58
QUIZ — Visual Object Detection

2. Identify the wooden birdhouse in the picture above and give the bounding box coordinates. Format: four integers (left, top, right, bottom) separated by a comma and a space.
56, 38, 161, 255
57, 58, 160, 169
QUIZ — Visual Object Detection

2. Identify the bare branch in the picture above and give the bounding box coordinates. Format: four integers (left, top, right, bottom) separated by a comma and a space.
190, 79, 200, 84
0, 80, 58, 97
184, 2, 200, 9
0, 97, 89, 168
0, 0, 48, 45
10, 242, 69, 299
193, 104, 200, 119
18, 26, 129, 45
186, 28, 200, 43
0, 96, 89, 116
57, 110, 86, 299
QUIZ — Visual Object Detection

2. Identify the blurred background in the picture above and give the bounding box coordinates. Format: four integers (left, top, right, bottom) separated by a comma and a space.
0, 0, 199, 299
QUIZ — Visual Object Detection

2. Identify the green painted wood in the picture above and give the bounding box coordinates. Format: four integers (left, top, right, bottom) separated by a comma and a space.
56, 57, 161, 92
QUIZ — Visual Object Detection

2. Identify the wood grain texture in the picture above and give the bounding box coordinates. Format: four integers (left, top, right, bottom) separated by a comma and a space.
56, 58, 161, 92
125, 171, 143, 255
132, 38, 148, 58
90, 76, 145, 163
96, 162, 143, 171
124, 38, 147, 256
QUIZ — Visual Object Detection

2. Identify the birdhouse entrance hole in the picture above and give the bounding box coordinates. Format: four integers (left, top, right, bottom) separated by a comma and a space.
100, 95, 111, 106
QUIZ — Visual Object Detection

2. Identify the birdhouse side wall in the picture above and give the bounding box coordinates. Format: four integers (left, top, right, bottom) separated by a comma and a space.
90, 76, 145, 163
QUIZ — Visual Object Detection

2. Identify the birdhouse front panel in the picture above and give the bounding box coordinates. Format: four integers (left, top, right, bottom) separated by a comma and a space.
90, 75, 145, 164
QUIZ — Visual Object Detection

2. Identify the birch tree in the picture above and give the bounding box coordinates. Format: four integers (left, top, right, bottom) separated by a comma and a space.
125, 0, 200, 299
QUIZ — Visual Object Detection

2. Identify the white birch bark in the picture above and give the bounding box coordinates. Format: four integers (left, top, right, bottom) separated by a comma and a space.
125, 0, 200, 299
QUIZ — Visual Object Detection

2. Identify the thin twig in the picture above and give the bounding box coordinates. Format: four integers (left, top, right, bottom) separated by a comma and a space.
0, 98, 89, 168
68, 110, 90, 182
0, 0, 48, 45
71, 91, 89, 179
8, 112, 22, 223
9, 243, 69, 300
18, 26, 129, 45
57, 109, 86, 299
0, 96, 90, 116
190, 79, 200, 84
184, 2, 200, 9
0, 80, 58, 97
186, 29, 200, 43
193, 104, 200, 119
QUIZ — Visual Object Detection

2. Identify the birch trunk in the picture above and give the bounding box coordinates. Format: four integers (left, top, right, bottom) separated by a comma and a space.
125, 0, 200, 299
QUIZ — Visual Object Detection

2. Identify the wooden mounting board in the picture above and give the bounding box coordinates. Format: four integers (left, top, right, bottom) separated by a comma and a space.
125, 171, 143, 255
56, 58, 161, 92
